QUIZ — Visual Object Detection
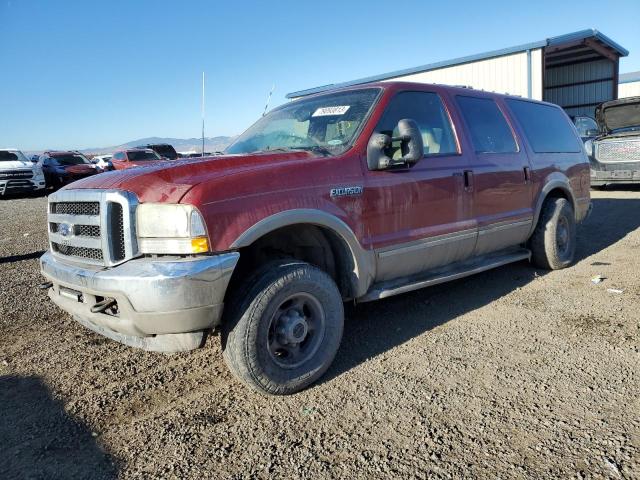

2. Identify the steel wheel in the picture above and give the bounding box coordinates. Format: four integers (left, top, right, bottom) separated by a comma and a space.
267, 293, 325, 369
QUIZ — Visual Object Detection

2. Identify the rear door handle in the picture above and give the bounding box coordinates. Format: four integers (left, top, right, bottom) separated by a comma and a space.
524, 166, 532, 183
463, 170, 474, 192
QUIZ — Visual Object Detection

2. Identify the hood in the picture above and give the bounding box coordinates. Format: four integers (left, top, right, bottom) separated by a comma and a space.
596, 96, 640, 133
64, 151, 314, 203
65, 164, 98, 174
0, 159, 36, 171
127, 160, 169, 168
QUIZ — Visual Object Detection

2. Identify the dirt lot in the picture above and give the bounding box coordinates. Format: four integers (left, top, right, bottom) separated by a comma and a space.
0, 189, 639, 479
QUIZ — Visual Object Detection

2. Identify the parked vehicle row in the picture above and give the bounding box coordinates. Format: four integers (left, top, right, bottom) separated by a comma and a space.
40, 81, 591, 394
0, 143, 187, 195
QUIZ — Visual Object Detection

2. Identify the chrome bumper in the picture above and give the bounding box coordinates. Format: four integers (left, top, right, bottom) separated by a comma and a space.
40, 251, 239, 352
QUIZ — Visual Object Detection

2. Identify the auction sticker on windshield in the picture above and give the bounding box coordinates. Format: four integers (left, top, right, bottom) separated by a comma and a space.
312, 106, 350, 117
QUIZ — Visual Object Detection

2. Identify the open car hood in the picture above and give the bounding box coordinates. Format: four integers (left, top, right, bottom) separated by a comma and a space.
596, 96, 640, 133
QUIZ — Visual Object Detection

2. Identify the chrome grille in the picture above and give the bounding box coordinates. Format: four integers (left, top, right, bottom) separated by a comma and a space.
76, 225, 101, 237
51, 223, 101, 237
47, 189, 138, 266
108, 203, 126, 261
52, 243, 103, 261
596, 139, 640, 163
50, 201, 100, 216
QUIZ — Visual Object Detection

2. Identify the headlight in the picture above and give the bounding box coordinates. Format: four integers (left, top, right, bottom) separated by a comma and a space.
136, 203, 209, 254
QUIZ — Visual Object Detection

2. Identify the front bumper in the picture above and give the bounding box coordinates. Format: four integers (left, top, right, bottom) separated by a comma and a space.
40, 250, 239, 352
0, 178, 46, 195
590, 164, 640, 185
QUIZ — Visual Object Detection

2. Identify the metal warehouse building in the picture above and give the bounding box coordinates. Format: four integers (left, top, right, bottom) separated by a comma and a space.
287, 29, 628, 118
619, 71, 640, 99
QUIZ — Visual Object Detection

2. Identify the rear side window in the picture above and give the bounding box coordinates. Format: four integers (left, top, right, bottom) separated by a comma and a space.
376, 91, 458, 157
506, 99, 581, 153
456, 96, 517, 153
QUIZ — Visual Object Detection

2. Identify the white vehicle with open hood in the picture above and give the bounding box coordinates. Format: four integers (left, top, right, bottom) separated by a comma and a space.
0, 149, 46, 196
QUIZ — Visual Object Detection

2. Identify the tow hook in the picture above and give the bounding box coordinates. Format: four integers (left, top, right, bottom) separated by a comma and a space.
90, 298, 116, 314
38, 281, 53, 290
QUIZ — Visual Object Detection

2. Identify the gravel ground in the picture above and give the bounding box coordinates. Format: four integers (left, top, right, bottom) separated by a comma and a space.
0, 189, 639, 479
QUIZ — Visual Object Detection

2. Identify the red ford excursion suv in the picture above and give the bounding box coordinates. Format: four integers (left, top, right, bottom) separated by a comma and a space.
40, 82, 591, 394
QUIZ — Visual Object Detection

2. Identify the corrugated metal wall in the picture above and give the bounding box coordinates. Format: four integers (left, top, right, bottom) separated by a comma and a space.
381, 49, 543, 100
618, 81, 640, 99
544, 59, 615, 118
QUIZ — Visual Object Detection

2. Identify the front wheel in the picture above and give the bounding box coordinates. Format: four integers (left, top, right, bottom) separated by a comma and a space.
222, 260, 344, 395
529, 197, 576, 270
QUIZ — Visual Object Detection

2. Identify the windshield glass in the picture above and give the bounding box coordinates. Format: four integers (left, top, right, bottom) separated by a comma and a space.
226, 88, 381, 155
52, 154, 89, 165
0, 150, 29, 162
128, 150, 161, 161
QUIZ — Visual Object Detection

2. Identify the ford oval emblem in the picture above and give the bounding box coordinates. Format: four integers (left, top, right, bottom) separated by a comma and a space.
58, 222, 73, 237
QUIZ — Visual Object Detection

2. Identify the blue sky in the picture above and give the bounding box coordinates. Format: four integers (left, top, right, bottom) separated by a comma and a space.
2, 0, 639, 150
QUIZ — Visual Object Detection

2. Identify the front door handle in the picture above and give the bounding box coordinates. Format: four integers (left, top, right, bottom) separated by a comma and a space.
524, 166, 532, 183
463, 170, 474, 192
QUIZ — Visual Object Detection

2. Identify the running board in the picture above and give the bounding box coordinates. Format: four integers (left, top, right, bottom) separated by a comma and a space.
357, 247, 531, 303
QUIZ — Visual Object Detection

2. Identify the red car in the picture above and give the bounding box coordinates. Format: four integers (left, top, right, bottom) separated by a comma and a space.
41, 81, 590, 394
111, 148, 166, 170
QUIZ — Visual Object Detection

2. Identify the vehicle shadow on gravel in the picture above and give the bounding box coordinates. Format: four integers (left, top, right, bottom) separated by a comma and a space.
575, 196, 640, 262
0, 250, 46, 265
322, 194, 640, 385
0, 375, 118, 480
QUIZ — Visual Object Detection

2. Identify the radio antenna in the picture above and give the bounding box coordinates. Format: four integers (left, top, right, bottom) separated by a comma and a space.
262, 84, 275, 116
201, 72, 205, 157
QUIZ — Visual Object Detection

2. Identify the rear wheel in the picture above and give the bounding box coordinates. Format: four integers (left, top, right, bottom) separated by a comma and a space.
529, 197, 576, 270
222, 260, 344, 395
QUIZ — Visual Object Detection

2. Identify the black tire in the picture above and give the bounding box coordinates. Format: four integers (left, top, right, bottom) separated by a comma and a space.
222, 260, 344, 395
529, 197, 576, 270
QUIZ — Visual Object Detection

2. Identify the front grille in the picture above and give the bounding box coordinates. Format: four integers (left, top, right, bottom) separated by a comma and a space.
52, 242, 103, 261
109, 203, 126, 261
47, 190, 137, 266
6, 180, 35, 189
76, 225, 101, 237
596, 139, 640, 163
50, 201, 100, 216
0, 170, 33, 179
50, 223, 101, 237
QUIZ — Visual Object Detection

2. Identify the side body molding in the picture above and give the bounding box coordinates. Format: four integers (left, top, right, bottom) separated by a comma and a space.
529, 172, 577, 236
230, 209, 376, 298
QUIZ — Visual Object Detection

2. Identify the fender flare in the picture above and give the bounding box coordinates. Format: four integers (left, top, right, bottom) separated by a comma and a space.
530, 173, 577, 235
230, 209, 375, 298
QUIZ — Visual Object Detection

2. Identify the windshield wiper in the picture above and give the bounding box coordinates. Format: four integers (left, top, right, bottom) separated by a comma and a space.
289, 145, 334, 156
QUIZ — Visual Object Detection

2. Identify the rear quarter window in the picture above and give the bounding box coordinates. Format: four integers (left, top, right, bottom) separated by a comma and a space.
506, 99, 581, 153
456, 96, 517, 153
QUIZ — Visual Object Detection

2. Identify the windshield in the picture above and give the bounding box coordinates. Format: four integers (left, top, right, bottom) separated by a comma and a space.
0, 150, 29, 162
52, 154, 89, 166
128, 150, 161, 161
226, 88, 381, 156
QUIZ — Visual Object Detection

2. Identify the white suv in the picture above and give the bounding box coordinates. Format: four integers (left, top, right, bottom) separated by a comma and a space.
0, 149, 46, 196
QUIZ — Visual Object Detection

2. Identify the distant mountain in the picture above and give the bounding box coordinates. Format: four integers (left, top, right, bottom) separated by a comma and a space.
83, 136, 236, 155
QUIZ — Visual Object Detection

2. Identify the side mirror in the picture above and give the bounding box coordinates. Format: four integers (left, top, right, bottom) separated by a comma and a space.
367, 119, 423, 170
